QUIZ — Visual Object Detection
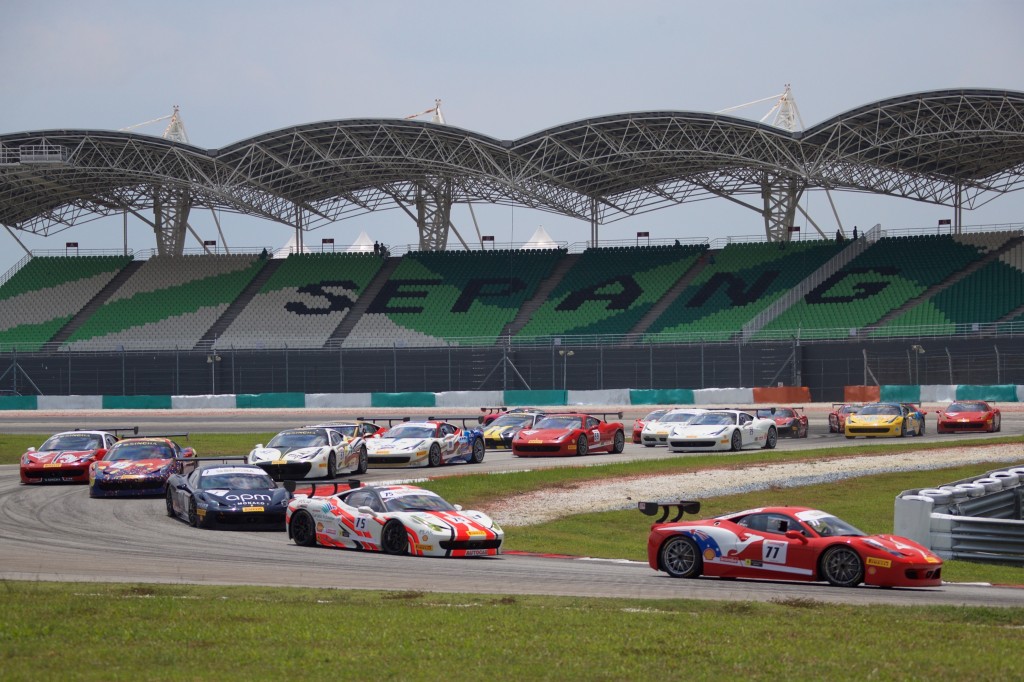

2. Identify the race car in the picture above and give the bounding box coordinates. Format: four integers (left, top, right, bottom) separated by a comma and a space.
755, 406, 808, 438
364, 419, 485, 467
88, 436, 196, 498
640, 408, 706, 447
844, 402, 925, 438
936, 401, 1001, 433
482, 411, 546, 450
511, 412, 625, 457
640, 501, 942, 588
247, 426, 365, 480
19, 427, 136, 484
632, 408, 671, 443
828, 403, 861, 433
166, 460, 290, 530
665, 410, 777, 452
478, 406, 544, 425
286, 481, 503, 557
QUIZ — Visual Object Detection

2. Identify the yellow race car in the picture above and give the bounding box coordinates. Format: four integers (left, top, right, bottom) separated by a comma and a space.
844, 402, 925, 438
482, 411, 546, 450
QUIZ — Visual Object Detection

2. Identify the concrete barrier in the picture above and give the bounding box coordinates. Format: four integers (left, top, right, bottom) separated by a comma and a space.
171, 395, 237, 410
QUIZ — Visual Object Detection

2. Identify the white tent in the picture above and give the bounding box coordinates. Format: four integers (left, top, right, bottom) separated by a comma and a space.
349, 231, 375, 253
272, 233, 297, 259
522, 225, 557, 249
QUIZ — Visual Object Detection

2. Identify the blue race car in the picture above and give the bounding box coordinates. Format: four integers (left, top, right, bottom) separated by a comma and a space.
165, 460, 290, 530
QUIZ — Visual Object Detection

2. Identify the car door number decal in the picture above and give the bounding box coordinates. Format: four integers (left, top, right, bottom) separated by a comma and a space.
354, 517, 368, 530
763, 540, 788, 564
592, 430, 600, 443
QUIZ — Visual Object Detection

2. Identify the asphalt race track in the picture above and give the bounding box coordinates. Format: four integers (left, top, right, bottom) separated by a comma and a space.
2, 405, 1023, 607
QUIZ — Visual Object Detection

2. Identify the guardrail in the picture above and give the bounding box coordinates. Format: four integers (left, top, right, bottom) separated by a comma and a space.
895, 465, 1024, 565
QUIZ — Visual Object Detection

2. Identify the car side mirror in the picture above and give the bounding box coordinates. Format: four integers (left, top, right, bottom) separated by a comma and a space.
27, 446, 36, 452
454, 504, 463, 511
255, 444, 263, 449
357, 506, 378, 516
785, 530, 807, 543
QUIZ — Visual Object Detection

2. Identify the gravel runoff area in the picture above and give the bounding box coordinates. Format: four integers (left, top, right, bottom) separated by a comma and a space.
487, 443, 1024, 527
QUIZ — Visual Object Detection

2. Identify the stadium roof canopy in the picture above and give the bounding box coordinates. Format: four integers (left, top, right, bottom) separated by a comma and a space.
2, 88, 1023, 251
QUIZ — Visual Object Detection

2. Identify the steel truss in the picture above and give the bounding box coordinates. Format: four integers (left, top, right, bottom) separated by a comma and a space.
2, 89, 1024, 251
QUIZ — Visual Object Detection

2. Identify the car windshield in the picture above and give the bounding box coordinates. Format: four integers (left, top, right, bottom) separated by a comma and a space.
797, 512, 866, 538
840, 405, 859, 414
268, 431, 326, 448
40, 434, 100, 451
947, 402, 986, 412
535, 416, 583, 430
323, 425, 357, 437
199, 470, 275, 490
383, 425, 436, 439
859, 404, 900, 416
382, 491, 456, 513
642, 409, 668, 421
491, 414, 534, 428
107, 442, 173, 461
758, 408, 794, 418
691, 413, 736, 426
658, 411, 701, 424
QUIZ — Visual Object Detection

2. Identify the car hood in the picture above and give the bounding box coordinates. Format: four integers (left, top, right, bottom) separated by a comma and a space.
671, 424, 735, 436
93, 459, 174, 477
856, 534, 942, 562
24, 450, 96, 464
405, 509, 500, 534
199, 488, 288, 506
941, 411, 989, 419
249, 447, 322, 462
366, 438, 428, 452
517, 428, 576, 441
483, 424, 522, 438
848, 414, 901, 424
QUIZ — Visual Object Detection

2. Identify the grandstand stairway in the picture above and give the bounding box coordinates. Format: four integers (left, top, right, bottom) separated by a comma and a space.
48, 260, 144, 347
325, 256, 402, 345
195, 258, 280, 349
627, 250, 711, 338
497, 253, 579, 340
863, 233, 1024, 332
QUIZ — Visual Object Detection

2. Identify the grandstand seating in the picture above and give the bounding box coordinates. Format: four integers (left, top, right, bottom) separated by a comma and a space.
644, 240, 846, 341
514, 244, 706, 339
343, 249, 565, 347
754, 234, 1002, 340
216, 252, 384, 348
62, 255, 265, 351
0, 255, 132, 351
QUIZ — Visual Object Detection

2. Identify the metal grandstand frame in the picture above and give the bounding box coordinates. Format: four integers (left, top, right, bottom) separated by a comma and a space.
3, 89, 1024, 253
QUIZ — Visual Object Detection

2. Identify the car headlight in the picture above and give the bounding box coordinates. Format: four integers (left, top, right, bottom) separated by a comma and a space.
292, 449, 323, 461
864, 538, 902, 556
708, 427, 727, 436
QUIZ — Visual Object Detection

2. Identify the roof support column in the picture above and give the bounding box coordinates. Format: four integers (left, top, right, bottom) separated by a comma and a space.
760, 174, 805, 242
415, 181, 453, 251
152, 188, 192, 256
590, 197, 599, 247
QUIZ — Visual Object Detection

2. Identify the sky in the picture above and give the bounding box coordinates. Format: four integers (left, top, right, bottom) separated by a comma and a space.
2, 0, 1023, 273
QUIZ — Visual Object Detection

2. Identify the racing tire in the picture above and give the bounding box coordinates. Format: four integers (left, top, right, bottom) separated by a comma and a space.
187, 497, 200, 528
762, 427, 778, 450
820, 545, 864, 587
994, 415, 1001, 433
428, 443, 442, 467
845, 435, 855, 439
899, 421, 907, 438
643, 442, 655, 448
381, 520, 409, 555
355, 445, 368, 475
659, 535, 703, 579
290, 510, 317, 547
576, 435, 589, 456
469, 437, 485, 464
327, 452, 337, 479
611, 430, 625, 454
165, 489, 176, 517
729, 430, 742, 452
918, 420, 925, 437
800, 424, 809, 438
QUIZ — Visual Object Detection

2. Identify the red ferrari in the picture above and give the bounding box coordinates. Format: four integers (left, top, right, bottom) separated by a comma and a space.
828, 403, 861, 433
632, 408, 671, 443
20, 427, 137, 484
936, 401, 1002, 433
512, 412, 625, 457
755, 406, 808, 438
641, 501, 942, 588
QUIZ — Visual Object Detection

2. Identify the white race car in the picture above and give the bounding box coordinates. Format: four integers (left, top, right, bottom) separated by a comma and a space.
247, 426, 367, 480
286, 482, 503, 557
666, 410, 778, 452
365, 420, 485, 468
640, 408, 707, 447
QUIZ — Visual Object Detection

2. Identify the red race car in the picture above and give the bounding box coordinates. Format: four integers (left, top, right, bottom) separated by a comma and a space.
828, 403, 861, 433
512, 412, 625, 457
20, 427, 137, 484
632, 408, 673, 443
641, 501, 942, 588
755, 406, 808, 438
936, 401, 1002, 433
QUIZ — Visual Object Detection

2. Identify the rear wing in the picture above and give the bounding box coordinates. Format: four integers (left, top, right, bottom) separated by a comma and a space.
638, 500, 701, 523
284, 478, 362, 497
356, 416, 410, 427
427, 415, 488, 429
135, 433, 190, 441
174, 455, 246, 464
76, 426, 139, 438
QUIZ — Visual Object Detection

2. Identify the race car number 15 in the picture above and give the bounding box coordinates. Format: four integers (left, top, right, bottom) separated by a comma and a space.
762, 540, 788, 564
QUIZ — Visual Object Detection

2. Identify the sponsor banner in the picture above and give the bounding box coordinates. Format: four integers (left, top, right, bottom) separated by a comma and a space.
371, 392, 435, 408
956, 384, 1019, 402
236, 392, 305, 408
171, 394, 237, 410
751, 386, 812, 403
569, 389, 631, 405
628, 388, 695, 405
503, 389, 566, 407
436, 391, 502, 408
305, 393, 372, 408
102, 394, 173, 410
693, 387, 753, 405
880, 385, 921, 404
919, 385, 956, 403
39, 395, 103, 410
0, 394, 37, 410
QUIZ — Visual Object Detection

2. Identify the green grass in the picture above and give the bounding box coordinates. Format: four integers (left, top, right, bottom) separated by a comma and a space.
1, 582, 1021, 681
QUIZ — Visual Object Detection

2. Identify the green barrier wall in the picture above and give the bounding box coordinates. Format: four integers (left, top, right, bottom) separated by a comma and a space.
503, 390, 567, 407
629, 389, 696, 405
102, 395, 173, 409
0, 395, 38, 410
235, 392, 305, 408
371, 392, 436, 408
879, 385, 922, 403
956, 385, 1019, 402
